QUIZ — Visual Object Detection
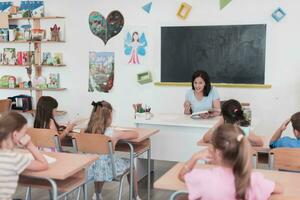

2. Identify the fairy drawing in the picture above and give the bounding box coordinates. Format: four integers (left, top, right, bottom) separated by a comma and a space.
124, 31, 147, 64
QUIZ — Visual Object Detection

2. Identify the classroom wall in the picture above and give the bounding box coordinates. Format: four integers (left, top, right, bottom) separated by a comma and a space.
1, 0, 300, 135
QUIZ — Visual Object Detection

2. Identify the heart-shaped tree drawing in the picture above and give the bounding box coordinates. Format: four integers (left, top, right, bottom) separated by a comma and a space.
88, 10, 124, 45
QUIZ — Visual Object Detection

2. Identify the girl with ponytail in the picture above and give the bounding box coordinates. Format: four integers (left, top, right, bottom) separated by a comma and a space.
202, 99, 263, 146
179, 124, 283, 200
85, 101, 141, 200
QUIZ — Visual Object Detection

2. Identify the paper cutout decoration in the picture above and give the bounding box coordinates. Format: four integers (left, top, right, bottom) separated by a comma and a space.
88, 11, 124, 45
220, 0, 232, 10
176, 2, 192, 20
89, 52, 114, 93
137, 71, 152, 84
124, 31, 148, 64
142, 2, 152, 14
272, 7, 286, 22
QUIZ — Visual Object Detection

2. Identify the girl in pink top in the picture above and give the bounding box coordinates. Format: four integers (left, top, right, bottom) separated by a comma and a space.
179, 124, 283, 200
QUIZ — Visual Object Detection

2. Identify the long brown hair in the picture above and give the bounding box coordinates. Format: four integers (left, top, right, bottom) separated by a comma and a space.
85, 101, 113, 134
211, 124, 252, 200
0, 112, 27, 147
34, 96, 59, 130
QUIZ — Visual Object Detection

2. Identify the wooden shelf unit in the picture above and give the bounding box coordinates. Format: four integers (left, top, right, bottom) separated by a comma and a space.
0, 40, 65, 43
0, 87, 66, 91
1, 16, 66, 112
8, 16, 65, 20
0, 64, 66, 68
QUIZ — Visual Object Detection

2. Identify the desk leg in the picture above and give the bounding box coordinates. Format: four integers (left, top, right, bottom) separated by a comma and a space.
127, 142, 135, 200
147, 147, 151, 200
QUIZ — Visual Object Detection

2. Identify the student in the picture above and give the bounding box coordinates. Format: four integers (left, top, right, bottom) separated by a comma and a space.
184, 70, 221, 117
34, 96, 75, 140
85, 101, 141, 200
269, 111, 300, 148
179, 124, 283, 200
202, 99, 263, 147
0, 112, 48, 200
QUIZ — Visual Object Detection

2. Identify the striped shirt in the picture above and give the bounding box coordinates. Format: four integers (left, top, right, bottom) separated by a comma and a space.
0, 150, 31, 200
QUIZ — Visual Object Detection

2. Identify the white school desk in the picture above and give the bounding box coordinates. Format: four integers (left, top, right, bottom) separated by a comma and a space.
154, 163, 300, 200
18, 151, 98, 200
135, 113, 220, 162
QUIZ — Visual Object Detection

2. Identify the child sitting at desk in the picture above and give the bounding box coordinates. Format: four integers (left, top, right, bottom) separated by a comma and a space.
179, 124, 283, 200
269, 111, 300, 148
34, 96, 76, 141
0, 112, 48, 200
85, 101, 141, 200
202, 99, 263, 147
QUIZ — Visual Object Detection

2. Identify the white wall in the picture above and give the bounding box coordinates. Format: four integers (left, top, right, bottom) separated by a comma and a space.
1, 0, 300, 135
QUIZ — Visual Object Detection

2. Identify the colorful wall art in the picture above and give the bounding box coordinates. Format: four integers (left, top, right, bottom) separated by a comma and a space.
124, 29, 148, 65
88, 10, 124, 45
89, 52, 114, 93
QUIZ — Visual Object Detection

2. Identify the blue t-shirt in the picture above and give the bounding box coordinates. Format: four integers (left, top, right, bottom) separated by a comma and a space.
185, 87, 220, 113
269, 136, 300, 148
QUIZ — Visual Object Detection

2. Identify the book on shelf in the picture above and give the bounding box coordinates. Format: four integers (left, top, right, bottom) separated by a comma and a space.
3, 48, 16, 65
190, 108, 221, 119
0, 2, 12, 14
53, 53, 63, 65
19, 0, 44, 18
42, 52, 52, 65
48, 73, 60, 89
0, 28, 9, 41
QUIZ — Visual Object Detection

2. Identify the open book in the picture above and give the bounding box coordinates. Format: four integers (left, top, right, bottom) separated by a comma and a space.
190, 108, 221, 119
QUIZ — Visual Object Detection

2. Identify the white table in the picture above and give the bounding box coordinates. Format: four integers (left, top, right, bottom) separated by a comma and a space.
135, 113, 220, 162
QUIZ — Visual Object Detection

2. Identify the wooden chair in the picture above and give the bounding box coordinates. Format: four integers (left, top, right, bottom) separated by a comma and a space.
26, 128, 62, 152
24, 128, 74, 200
269, 148, 300, 171
0, 99, 12, 113
72, 133, 132, 200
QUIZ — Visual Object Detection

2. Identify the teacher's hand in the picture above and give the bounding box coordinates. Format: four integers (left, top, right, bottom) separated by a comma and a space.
184, 100, 192, 114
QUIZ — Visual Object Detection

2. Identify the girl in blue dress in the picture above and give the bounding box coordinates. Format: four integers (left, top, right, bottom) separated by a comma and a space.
85, 100, 141, 200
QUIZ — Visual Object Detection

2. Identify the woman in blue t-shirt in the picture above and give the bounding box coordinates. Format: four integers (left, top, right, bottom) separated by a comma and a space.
184, 70, 221, 116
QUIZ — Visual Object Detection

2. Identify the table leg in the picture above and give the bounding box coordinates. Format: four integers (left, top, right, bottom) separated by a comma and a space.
147, 147, 151, 200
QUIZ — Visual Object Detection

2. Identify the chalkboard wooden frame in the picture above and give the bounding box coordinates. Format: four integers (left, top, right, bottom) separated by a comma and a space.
160, 24, 270, 88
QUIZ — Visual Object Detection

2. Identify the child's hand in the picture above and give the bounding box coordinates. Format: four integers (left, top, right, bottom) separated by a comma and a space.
65, 122, 77, 133
280, 118, 290, 132
18, 134, 31, 147
192, 149, 212, 162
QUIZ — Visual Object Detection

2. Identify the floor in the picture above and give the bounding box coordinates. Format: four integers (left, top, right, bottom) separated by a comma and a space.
14, 160, 177, 200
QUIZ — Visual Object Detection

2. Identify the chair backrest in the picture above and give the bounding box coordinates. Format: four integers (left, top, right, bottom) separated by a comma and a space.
251, 149, 258, 169
0, 99, 12, 113
269, 148, 300, 171
71, 133, 112, 154
26, 128, 62, 151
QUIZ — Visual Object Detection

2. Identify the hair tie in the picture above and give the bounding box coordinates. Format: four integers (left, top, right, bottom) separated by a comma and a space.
234, 108, 238, 113
91, 101, 103, 111
237, 134, 244, 142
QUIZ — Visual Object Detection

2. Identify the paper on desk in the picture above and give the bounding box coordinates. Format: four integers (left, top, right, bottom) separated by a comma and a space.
114, 127, 133, 131
25, 153, 56, 164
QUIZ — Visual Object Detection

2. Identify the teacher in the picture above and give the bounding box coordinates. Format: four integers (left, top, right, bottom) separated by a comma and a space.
184, 70, 221, 115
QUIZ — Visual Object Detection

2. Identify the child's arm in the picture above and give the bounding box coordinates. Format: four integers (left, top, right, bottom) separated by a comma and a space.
111, 130, 139, 149
270, 118, 290, 144
178, 149, 212, 182
272, 182, 284, 195
19, 135, 48, 171
248, 132, 264, 147
202, 118, 223, 143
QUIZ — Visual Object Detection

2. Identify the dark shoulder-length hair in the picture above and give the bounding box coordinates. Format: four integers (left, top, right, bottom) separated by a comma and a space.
34, 96, 60, 130
191, 70, 212, 96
